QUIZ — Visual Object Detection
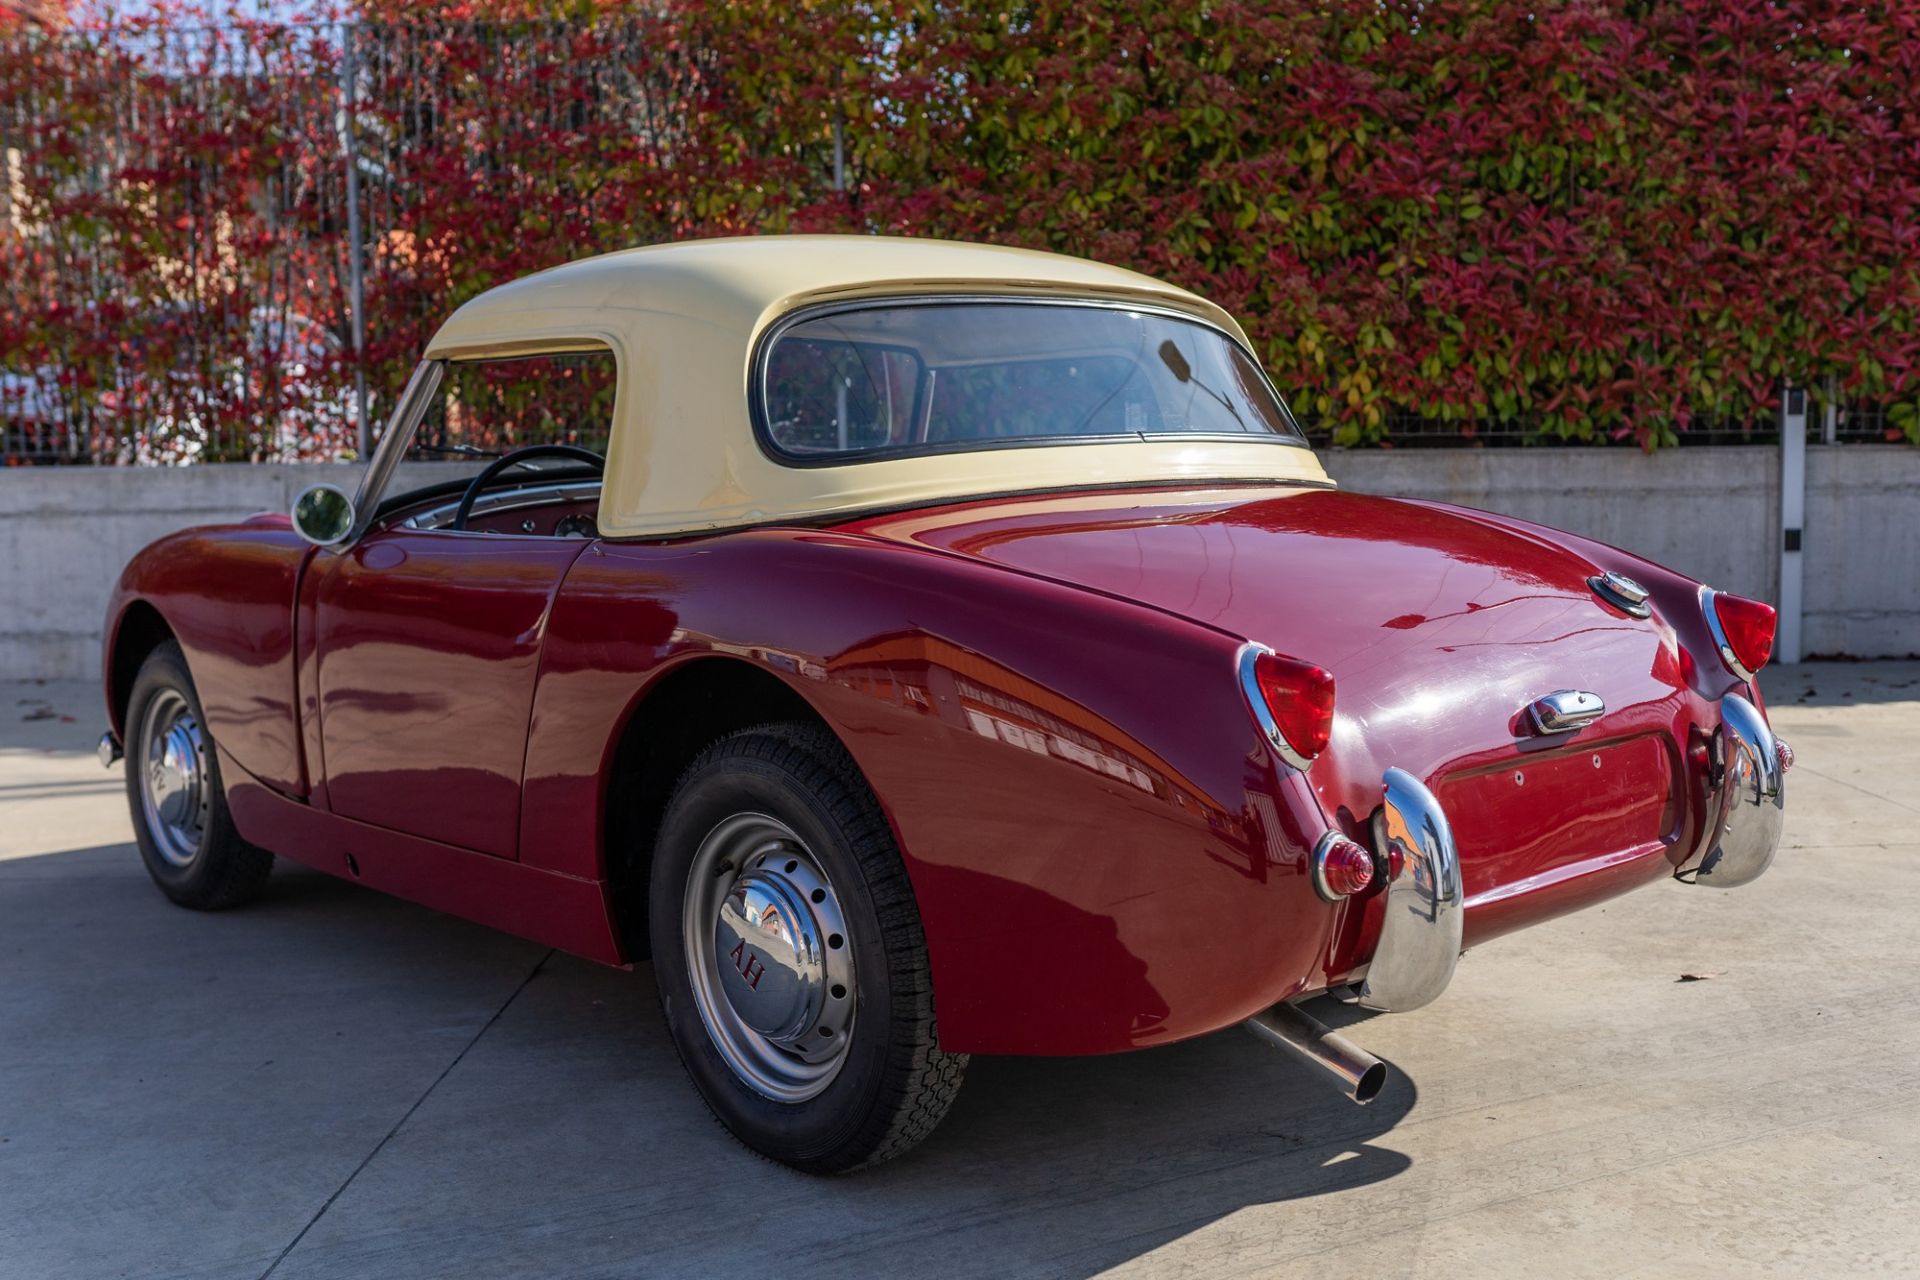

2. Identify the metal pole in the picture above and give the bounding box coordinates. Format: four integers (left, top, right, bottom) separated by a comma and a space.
1822, 374, 1838, 444
832, 113, 845, 193
1779, 385, 1807, 664
340, 25, 370, 457
835, 376, 849, 452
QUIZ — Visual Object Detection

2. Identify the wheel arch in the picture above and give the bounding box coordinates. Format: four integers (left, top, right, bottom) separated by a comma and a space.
105, 599, 177, 739
601, 653, 840, 960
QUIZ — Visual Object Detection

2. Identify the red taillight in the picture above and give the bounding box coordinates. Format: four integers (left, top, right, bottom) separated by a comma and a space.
1245, 646, 1336, 768
1313, 835, 1376, 900
1707, 590, 1776, 680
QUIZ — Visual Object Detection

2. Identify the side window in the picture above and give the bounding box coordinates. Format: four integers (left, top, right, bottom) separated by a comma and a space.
406, 350, 617, 460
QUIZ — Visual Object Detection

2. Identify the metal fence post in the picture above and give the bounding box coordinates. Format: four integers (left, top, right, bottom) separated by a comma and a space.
1778, 385, 1807, 663
340, 24, 370, 457
832, 112, 845, 193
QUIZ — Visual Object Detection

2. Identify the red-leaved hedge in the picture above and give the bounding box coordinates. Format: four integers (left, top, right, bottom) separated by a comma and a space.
2, 0, 1916, 461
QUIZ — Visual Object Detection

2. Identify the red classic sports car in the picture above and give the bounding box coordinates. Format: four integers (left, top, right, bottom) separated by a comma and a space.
100, 237, 1790, 1172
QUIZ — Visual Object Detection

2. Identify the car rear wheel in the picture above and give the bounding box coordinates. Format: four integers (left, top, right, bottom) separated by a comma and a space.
123, 641, 273, 910
649, 721, 966, 1173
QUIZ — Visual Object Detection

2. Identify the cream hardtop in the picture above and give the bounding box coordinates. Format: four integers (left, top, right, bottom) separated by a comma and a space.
422, 236, 1330, 538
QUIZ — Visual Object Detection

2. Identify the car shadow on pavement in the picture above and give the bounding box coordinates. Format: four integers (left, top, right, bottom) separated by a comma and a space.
1, 843, 1417, 1280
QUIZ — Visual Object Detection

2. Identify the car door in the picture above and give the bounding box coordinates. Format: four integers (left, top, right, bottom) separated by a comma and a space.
310, 529, 589, 858
308, 347, 615, 858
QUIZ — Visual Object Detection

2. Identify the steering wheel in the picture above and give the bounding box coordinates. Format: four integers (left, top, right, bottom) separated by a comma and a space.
450, 444, 605, 532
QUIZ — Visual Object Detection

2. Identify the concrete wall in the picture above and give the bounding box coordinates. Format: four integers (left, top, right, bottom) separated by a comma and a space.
2, 447, 1915, 681
0, 463, 469, 682
1321, 445, 1920, 659
1320, 447, 1781, 604
1801, 447, 1920, 658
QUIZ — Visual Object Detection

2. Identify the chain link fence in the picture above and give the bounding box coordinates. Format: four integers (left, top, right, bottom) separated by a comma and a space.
3, 21, 353, 463
0, 16, 699, 464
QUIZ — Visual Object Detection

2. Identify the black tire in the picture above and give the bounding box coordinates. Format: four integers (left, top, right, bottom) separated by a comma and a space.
122, 640, 274, 910
649, 721, 966, 1173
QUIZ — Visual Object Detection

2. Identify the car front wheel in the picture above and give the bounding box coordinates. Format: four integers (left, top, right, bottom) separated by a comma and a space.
649, 721, 966, 1173
123, 640, 273, 910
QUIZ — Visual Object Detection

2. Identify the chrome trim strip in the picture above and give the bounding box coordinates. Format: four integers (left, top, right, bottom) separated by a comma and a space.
1699, 586, 1756, 682
343, 359, 445, 546
1676, 692, 1784, 888
1237, 641, 1313, 772
1357, 767, 1464, 1013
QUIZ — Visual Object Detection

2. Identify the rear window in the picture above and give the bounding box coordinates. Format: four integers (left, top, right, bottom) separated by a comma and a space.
757, 301, 1306, 463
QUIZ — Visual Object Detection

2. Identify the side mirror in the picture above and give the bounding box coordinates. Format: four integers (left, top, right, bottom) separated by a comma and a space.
291, 483, 356, 547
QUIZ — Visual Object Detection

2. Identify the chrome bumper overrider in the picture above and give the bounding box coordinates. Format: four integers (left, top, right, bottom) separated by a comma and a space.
1241, 767, 1461, 1102
1356, 767, 1464, 1013
1676, 693, 1786, 888
98, 730, 122, 769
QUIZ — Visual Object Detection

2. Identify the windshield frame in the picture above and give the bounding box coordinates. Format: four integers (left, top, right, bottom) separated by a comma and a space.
750, 295, 1310, 469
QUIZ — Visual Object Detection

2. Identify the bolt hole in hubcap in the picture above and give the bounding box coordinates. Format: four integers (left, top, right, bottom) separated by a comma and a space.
138, 689, 209, 868
683, 814, 857, 1101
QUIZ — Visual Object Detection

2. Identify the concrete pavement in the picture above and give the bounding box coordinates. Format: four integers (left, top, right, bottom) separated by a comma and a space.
2, 665, 1917, 1278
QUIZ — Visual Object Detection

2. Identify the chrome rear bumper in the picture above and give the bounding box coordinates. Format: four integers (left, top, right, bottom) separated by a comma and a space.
1342, 691, 1782, 1018
1676, 693, 1786, 888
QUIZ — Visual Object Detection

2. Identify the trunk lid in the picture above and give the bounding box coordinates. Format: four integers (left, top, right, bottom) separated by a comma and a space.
845, 485, 1695, 940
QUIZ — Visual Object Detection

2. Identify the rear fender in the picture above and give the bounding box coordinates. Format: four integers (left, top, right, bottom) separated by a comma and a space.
523, 528, 1341, 1055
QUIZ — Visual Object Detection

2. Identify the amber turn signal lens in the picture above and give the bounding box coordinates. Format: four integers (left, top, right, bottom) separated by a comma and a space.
1253, 650, 1337, 761
1710, 591, 1777, 680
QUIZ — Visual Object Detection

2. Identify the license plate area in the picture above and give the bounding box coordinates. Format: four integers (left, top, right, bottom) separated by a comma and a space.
1435, 732, 1681, 903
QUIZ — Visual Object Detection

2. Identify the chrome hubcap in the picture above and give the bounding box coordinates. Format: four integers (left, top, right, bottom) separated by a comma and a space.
138, 689, 208, 868
683, 814, 855, 1102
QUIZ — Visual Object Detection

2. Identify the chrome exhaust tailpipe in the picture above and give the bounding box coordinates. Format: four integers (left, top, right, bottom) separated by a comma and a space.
1243, 1003, 1388, 1104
